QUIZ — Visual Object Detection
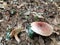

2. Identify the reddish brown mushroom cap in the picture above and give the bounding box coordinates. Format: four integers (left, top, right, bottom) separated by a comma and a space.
31, 22, 53, 36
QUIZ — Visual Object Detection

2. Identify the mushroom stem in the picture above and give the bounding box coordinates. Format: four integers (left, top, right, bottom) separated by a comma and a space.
14, 34, 20, 43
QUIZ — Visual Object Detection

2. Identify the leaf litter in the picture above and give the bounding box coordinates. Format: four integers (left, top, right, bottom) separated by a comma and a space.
0, 0, 60, 45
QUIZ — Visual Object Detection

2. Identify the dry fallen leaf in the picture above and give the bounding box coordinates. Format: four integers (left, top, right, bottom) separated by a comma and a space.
10, 26, 25, 43
52, 18, 58, 25
10, 21, 25, 43
50, 38, 58, 45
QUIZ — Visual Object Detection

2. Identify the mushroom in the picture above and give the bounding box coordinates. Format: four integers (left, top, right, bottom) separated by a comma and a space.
30, 22, 53, 36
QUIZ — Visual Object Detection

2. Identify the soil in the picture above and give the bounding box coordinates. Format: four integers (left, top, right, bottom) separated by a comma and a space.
0, 0, 60, 45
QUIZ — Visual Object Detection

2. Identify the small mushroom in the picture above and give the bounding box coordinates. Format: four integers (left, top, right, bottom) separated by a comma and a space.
30, 22, 53, 36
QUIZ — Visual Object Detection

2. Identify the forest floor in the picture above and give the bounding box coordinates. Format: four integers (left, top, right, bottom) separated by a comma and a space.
0, 0, 60, 45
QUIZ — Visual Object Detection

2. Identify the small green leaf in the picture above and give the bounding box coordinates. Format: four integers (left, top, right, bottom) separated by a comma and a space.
26, 25, 35, 39
25, 16, 29, 19
34, 16, 39, 21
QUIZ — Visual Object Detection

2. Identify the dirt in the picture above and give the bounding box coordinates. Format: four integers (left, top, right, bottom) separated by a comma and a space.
0, 0, 60, 45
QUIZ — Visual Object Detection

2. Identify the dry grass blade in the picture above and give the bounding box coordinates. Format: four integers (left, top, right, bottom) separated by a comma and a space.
17, 2, 27, 9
